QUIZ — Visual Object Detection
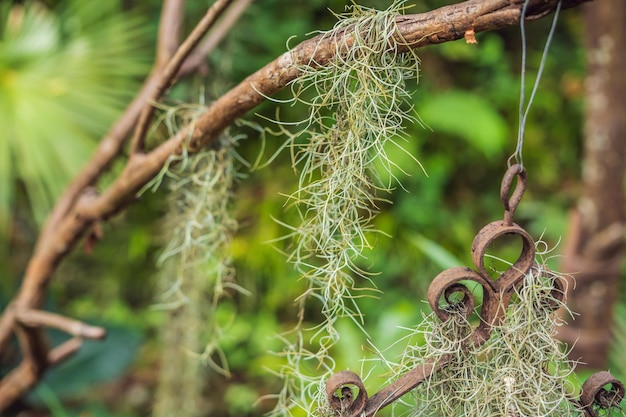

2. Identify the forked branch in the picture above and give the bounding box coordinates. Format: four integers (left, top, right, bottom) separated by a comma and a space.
0, 0, 591, 411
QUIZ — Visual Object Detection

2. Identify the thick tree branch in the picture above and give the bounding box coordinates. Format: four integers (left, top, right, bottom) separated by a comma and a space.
0, 0, 591, 410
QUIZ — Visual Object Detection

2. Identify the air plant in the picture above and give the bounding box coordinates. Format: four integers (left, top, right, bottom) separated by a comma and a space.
394, 244, 582, 417
151, 101, 244, 417
268, 1, 423, 415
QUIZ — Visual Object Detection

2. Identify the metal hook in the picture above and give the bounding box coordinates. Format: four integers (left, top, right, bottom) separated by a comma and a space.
500, 164, 527, 226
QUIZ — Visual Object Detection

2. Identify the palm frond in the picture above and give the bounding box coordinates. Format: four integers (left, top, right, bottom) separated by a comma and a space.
0, 0, 150, 230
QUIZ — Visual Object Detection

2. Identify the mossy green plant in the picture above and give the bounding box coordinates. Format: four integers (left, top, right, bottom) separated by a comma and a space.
267, 1, 422, 415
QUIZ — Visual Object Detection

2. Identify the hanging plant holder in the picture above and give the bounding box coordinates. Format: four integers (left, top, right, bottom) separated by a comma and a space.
325, 165, 625, 417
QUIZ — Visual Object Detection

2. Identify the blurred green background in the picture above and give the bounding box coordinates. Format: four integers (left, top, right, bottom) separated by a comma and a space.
1, 0, 623, 416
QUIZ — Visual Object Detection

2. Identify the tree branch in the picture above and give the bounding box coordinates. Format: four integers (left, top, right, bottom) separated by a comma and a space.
179, 0, 253, 75
156, 0, 185, 67
16, 309, 106, 340
0, 0, 591, 410
130, 0, 234, 154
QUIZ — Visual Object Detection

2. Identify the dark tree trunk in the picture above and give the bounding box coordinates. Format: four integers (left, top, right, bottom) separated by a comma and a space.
559, 0, 626, 369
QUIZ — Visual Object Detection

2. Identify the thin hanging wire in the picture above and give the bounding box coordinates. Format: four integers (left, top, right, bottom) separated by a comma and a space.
509, 0, 564, 170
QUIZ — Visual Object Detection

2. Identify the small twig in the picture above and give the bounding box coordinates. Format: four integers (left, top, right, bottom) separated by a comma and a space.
48, 338, 83, 366
180, 0, 253, 75
0, 325, 49, 410
16, 309, 106, 340
0, 361, 42, 410
130, 0, 235, 154
157, 0, 185, 67
0, 332, 83, 410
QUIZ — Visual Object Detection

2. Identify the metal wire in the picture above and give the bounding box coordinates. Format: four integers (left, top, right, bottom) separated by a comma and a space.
509, 0, 564, 171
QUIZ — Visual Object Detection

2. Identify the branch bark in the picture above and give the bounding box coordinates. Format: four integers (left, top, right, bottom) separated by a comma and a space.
0, 0, 591, 410
558, 0, 625, 369
156, 0, 185, 68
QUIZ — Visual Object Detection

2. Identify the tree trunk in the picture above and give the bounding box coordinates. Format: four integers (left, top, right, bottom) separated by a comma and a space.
559, 0, 626, 369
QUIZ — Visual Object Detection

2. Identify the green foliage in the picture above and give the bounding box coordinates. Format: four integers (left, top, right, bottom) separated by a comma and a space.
4, 1, 620, 416
0, 0, 149, 230
31, 326, 142, 400
419, 90, 508, 159
409, 234, 464, 270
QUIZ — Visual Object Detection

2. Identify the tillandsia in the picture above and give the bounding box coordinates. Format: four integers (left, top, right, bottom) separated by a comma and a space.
392, 248, 582, 417
151, 103, 243, 417
268, 1, 423, 415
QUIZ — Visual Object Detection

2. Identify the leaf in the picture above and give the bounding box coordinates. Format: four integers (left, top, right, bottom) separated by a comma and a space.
0, 88, 12, 235
0, 2, 150, 229
418, 90, 508, 159
30, 325, 142, 401
410, 233, 463, 270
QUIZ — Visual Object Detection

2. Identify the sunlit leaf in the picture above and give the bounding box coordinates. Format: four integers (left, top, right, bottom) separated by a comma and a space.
0, 1, 150, 231
418, 90, 508, 159
410, 233, 463, 270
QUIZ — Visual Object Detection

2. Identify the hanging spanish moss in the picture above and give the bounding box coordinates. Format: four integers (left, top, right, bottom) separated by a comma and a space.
268, 1, 423, 415
152, 103, 242, 417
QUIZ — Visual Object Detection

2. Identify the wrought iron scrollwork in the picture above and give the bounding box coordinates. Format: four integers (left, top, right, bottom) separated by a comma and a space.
325, 165, 624, 417
326, 371, 368, 416
579, 371, 625, 417
428, 164, 536, 345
